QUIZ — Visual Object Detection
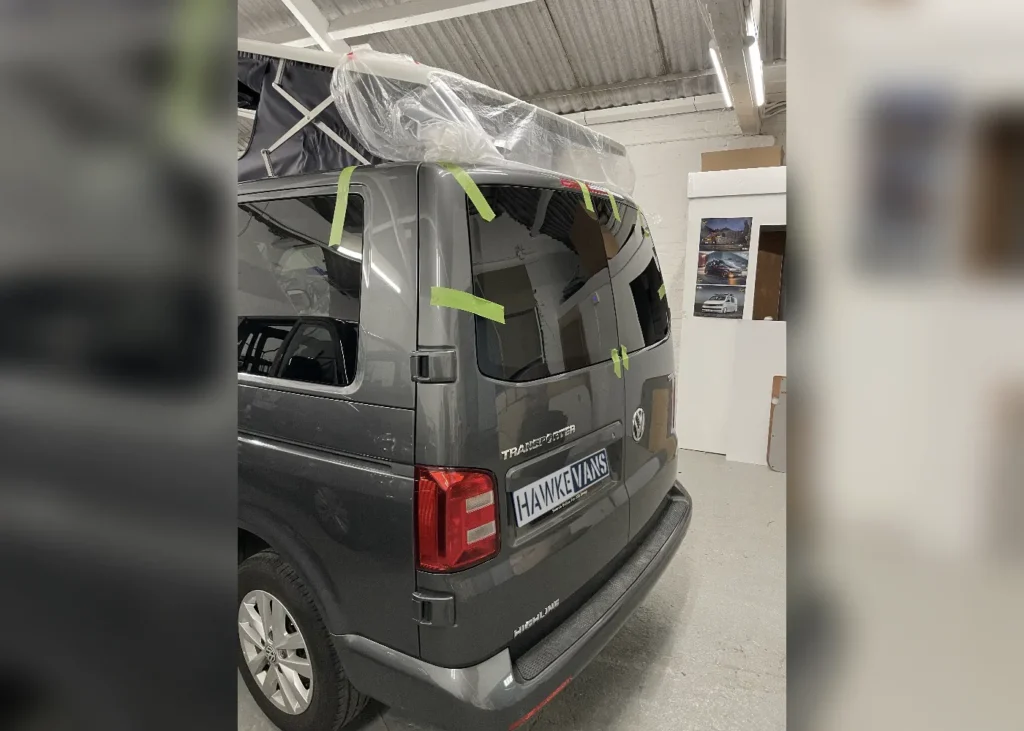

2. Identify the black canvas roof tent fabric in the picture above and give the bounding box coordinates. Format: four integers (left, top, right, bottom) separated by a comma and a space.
238, 50, 634, 193
237, 53, 381, 182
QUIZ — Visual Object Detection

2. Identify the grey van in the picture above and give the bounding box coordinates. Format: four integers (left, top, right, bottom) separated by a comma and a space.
237, 162, 693, 731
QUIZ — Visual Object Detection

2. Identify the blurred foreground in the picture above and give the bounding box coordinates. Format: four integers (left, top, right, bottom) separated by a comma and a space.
0, 2, 235, 731
789, 1, 1024, 729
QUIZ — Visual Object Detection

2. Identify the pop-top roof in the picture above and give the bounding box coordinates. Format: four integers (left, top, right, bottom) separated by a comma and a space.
238, 48, 636, 194
330, 48, 635, 194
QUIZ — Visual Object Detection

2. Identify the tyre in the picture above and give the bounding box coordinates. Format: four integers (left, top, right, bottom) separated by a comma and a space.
238, 550, 368, 731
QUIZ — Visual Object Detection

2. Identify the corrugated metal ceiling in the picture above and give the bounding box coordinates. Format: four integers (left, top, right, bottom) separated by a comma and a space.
238, 0, 786, 114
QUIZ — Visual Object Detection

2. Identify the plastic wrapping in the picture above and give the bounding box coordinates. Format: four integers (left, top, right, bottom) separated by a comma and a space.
331, 49, 636, 194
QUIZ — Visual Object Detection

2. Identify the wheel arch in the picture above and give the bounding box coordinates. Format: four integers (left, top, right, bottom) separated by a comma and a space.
238, 511, 352, 637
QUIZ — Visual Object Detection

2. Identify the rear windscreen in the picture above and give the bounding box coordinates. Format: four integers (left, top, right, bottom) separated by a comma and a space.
469, 185, 635, 383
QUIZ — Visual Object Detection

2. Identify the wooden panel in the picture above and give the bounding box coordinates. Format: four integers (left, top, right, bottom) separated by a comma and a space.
701, 145, 784, 172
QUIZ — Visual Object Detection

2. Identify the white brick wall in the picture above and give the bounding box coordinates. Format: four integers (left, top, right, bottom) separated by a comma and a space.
585, 109, 783, 366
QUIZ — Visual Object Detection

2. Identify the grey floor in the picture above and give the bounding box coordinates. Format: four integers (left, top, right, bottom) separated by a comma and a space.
239, 449, 786, 731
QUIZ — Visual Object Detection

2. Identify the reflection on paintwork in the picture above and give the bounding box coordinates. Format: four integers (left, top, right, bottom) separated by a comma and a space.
314, 486, 351, 541
369, 252, 402, 294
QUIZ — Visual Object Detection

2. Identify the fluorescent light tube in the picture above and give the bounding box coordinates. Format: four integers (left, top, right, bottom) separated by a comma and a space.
748, 40, 765, 107
709, 45, 733, 109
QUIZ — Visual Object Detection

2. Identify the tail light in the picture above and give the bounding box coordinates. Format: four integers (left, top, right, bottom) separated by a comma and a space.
416, 467, 500, 572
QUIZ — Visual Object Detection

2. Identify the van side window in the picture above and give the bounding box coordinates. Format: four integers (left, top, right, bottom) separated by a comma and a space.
468, 185, 620, 383
238, 318, 294, 376
237, 193, 364, 385
622, 216, 671, 349
278, 322, 339, 386
628, 255, 671, 348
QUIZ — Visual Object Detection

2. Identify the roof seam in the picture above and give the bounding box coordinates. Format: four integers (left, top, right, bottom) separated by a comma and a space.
540, 0, 584, 92
646, 0, 671, 77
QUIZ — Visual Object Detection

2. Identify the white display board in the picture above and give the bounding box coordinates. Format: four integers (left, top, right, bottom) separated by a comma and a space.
676, 168, 787, 464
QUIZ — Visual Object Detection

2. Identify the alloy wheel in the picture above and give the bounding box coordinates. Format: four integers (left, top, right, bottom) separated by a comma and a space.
238, 589, 314, 714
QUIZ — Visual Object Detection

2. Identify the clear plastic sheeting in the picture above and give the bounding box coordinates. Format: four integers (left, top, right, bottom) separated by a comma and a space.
331, 49, 636, 194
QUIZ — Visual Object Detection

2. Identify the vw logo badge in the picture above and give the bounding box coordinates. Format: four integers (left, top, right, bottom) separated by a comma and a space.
631, 408, 646, 442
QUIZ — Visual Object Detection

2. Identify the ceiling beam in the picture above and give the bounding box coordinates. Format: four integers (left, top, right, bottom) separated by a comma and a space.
238, 37, 342, 67
248, 0, 539, 48
527, 69, 715, 105
278, 0, 348, 52
699, 0, 761, 134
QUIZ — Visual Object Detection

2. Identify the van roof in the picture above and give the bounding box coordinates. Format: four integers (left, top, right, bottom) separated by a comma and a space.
237, 162, 640, 210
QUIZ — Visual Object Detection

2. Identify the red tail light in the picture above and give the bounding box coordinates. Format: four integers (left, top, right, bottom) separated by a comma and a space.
416, 467, 500, 572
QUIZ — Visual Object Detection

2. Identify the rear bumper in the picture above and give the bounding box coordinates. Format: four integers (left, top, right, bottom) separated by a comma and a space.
334, 482, 693, 731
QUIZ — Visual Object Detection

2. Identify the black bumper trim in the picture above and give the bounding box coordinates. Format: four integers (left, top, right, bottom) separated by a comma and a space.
515, 495, 690, 680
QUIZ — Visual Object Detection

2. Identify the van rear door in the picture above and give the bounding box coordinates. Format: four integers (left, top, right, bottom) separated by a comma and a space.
608, 212, 679, 538
414, 167, 635, 668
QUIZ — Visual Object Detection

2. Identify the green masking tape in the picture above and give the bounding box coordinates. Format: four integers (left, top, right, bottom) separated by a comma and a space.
575, 179, 594, 213
440, 163, 495, 222
430, 286, 505, 324
621, 346, 629, 370
608, 193, 620, 222
610, 348, 622, 379
329, 166, 358, 249
658, 283, 666, 300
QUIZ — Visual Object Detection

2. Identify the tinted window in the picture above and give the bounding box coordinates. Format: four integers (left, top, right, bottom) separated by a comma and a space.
238, 318, 293, 376
237, 194, 364, 384
278, 323, 338, 385
628, 253, 671, 347
469, 185, 622, 382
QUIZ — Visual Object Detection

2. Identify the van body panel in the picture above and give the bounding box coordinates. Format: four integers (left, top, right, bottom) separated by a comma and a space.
237, 165, 421, 657
238, 433, 418, 654
413, 165, 632, 668
608, 230, 679, 538
621, 347, 679, 538
239, 383, 415, 464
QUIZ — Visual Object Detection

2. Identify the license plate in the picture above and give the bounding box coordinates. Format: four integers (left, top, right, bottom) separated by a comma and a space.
512, 449, 610, 527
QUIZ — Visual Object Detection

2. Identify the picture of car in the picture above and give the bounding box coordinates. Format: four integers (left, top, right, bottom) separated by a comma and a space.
701, 293, 740, 315
705, 258, 742, 279
697, 251, 749, 286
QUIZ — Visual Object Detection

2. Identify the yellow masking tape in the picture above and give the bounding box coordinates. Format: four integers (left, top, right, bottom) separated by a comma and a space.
430, 287, 505, 324
440, 163, 496, 222
608, 193, 620, 222
658, 284, 666, 300
574, 179, 594, 213
610, 348, 622, 379
329, 166, 358, 249
621, 346, 629, 370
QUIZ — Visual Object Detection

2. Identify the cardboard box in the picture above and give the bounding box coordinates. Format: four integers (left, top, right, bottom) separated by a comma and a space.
701, 145, 784, 172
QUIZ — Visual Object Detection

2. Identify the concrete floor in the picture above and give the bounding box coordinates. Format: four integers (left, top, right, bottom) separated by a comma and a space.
239, 449, 786, 731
